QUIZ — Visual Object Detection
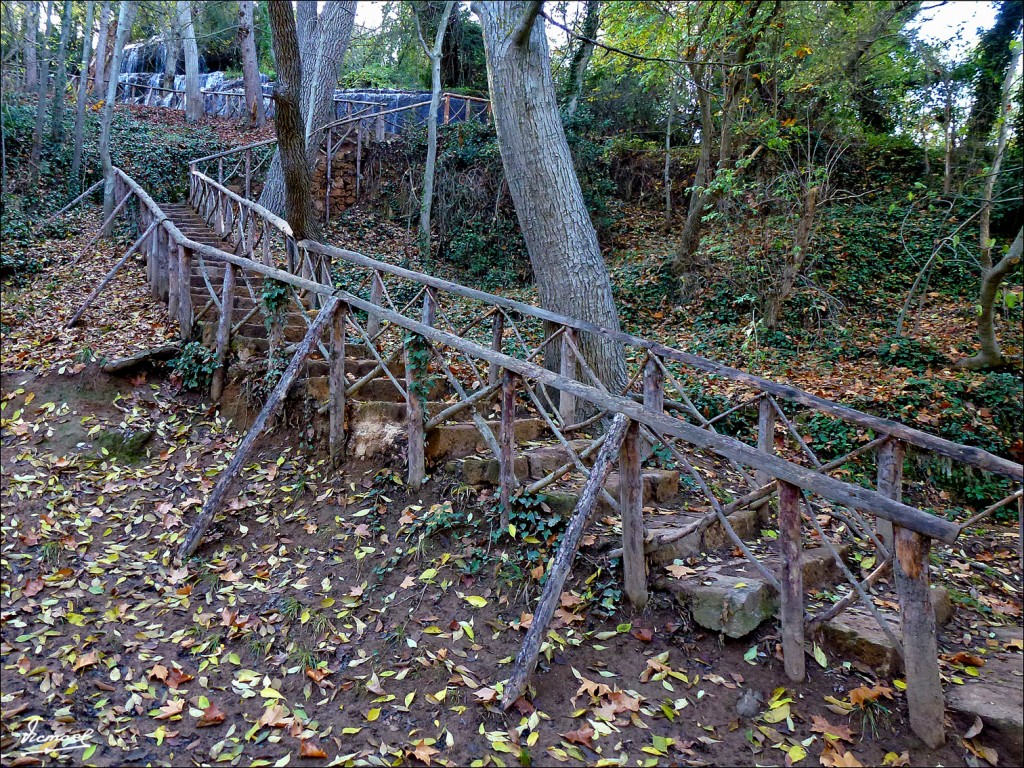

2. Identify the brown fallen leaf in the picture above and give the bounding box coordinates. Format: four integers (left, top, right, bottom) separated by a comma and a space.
409, 740, 439, 765
947, 651, 985, 668
300, 738, 328, 759
23, 577, 44, 597
165, 668, 194, 689
849, 684, 893, 708
810, 714, 855, 743
560, 727, 595, 748
148, 663, 169, 682
964, 738, 999, 766
73, 650, 98, 671
196, 703, 226, 727
631, 627, 654, 643
154, 698, 185, 720
820, 743, 864, 767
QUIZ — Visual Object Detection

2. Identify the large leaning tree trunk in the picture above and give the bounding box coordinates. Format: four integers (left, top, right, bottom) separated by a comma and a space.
956, 44, 1023, 370
49, 0, 73, 141
259, 1, 356, 215
93, 1, 111, 97
475, 0, 626, 394
177, 0, 201, 122
415, 0, 455, 257
31, 0, 54, 188
99, 0, 136, 234
71, 0, 96, 189
267, 0, 318, 242
238, 0, 265, 128
162, 3, 180, 91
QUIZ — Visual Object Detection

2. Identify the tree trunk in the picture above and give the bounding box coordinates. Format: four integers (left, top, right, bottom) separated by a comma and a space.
259, 1, 355, 214
93, 1, 110, 98
162, 12, 179, 91
49, 0, 73, 141
763, 186, 819, 328
25, 1, 38, 92
99, 0, 136, 234
71, 0, 95, 189
477, 0, 626, 393
416, 1, 455, 257
31, 0, 53, 187
267, 0, 318, 242
565, 0, 599, 117
662, 82, 676, 232
237, 0, 265, 128
177, 0, 201, 122
957, 46, 1022, 370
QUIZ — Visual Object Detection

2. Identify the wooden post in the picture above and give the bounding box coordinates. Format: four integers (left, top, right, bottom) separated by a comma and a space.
489, 312, 504, 385
500, 370, 518, 531
894, 524, 945, 748
559, 328, 577, 425
778, 480, 805, 682
443, 94, 450, 125
218, 157, 224, 186
329, 303, 347, 464
367, 273, 384, 339
405, 339, 426, 490
876, 439, 903, 552
422, 288, 437, 328
244, 148, 252, 201
355, 124, 363, 199
375, 111, 385, 141
620, 420, 648, 609
501, 414, 630, 711
210, 262, 236, 402
756, 397, 776, 488
177, 298, 342, 561
642, 355, 664, 459
168, 231, 180, 319
324, 127, 332, 223
178, 245, 193, 341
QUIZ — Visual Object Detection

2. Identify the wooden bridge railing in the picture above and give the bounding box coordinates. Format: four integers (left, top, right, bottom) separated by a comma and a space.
82, 143, 1022, 750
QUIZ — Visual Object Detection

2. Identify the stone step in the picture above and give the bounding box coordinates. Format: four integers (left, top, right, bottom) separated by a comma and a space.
304, 375, 445, 404
457, 439, 611, 486
818, 585, 954, 676
654, 545, 854, 638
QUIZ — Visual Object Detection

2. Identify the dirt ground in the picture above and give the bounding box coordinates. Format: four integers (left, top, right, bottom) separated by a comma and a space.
2, 214, 1020, 767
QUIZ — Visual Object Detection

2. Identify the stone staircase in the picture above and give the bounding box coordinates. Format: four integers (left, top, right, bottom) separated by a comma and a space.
160, 201, 956, 664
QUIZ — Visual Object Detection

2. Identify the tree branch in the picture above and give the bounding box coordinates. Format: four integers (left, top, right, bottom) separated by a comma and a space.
514, 0, 543, 47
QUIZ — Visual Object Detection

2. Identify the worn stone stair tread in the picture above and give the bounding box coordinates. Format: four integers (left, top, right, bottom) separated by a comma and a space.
817, 586, 954, 675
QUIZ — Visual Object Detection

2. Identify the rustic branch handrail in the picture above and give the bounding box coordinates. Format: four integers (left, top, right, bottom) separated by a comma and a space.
298, 239, 1020, 481
191, 172, 292, 237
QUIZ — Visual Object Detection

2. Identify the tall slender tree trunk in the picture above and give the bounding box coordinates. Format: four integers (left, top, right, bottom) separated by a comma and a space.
71, 0, 95, 190
49, 0, 73, 141
177, 0, 201, 122
93, 1, 110, 98
25, 1, 38, 92
162, 11, 180, 91
259, 1, 355, 214
266, 0, 318, 242
416, 0, 455, 257
565, 0, 599, 117
957, 46, 1022, 370
100, 0, 136, 234
476, 0, 626, 393
763, 186, 819, 328
31, 0, 53, 187
663, 83, 677, 231
238, 0, 265, 128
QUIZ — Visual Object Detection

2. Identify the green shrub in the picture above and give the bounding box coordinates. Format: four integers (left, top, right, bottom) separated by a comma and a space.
877, 335, 949, 372
170, 342, 218, 391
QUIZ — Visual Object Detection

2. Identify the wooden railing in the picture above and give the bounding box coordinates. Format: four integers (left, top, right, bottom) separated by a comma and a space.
82, 126, 1021, 749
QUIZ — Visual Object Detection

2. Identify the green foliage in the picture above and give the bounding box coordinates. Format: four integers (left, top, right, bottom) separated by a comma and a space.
261, 279, 290, 325
403, 332, 434, 411
340, 64, 401, 90
876, 336, 949, 372
498, 493, 567, 568
170, 342, 218, 391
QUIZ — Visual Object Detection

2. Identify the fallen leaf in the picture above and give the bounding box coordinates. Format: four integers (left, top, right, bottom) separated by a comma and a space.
300, 739, 328, 759
196, 703, 226, 727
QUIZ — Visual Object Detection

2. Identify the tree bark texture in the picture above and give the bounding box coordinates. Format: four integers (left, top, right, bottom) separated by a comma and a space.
25, 1, 38, 91
237, 0, 265, 128
31, 0, 54, 183
93, 1, 110, 97
100, 0, 136, 233
266, 0, 318, 242
477, 0, 626, 394
565, 0, 599, 117
50, 0, 73, 141
259, 1, 356, 214
177, 0, 201, 122
71, 0, 95, 188
416, 1, 455, 256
